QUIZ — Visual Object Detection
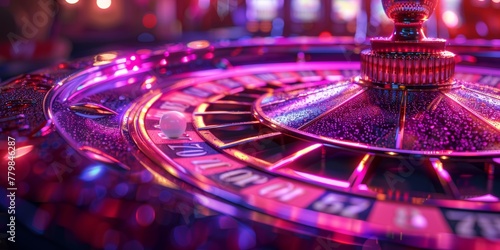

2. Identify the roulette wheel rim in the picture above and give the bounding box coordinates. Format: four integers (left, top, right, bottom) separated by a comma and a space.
2, 2, 500, 249
29, 35, 496, 247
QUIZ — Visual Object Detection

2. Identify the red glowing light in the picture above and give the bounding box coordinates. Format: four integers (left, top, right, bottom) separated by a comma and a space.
142, 13, 157, 29
204, 52, 214, 59
319, 31, 332, 38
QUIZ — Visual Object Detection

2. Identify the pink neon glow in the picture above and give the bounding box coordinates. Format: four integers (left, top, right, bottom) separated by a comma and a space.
114, 69, 128, 76
115, 58, 127, 64
3, 145, 34, 161
466, 194, 499, 202
97, 0, 111, 9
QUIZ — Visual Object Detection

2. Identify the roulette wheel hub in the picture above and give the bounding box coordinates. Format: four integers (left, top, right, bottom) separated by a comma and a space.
253, 0, 499, 156
362, 0, 455, 86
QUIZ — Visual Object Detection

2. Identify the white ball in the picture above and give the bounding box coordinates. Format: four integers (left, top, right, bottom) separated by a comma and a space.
159, 111, 187, 138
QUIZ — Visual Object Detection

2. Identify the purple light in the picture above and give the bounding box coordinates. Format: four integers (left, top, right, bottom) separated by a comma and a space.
475, 21, 488, 37
32, 208, 51, 233
238, 226, 257, 250
140, 170, 153, 183
114, 183, 129, 197
122, 240, 144, 250
159, 190, 173, 202
0, 0, 10, 7
410, 212, 428, 229
218, 215, 238, 229
172, 225, 192, 248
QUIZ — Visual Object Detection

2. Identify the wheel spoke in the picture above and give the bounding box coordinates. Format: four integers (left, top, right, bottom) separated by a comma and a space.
430, 158, 461, 199
220, 132, 282, 149
347, 154, 374, 189
268, 143, 323, 171
395, 90, 407, 149
197, 121, 260, 131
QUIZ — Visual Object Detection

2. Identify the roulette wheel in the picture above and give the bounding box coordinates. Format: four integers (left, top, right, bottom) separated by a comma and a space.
1, 0, 500, 249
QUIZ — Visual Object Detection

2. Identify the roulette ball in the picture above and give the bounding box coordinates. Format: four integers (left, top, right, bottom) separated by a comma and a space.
1, 0, 500, 249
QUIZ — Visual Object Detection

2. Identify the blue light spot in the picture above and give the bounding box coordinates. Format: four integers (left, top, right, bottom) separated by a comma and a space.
80, 165, 104, 181
138, 32, 155, 43
159, 190, 172, 202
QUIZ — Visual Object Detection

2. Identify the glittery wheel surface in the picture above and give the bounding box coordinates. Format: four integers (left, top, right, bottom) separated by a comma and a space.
254, 80, 500, 156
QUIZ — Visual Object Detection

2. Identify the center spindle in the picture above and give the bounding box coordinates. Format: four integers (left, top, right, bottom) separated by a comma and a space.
383, 0, 436, 41
359, 0, 456, 87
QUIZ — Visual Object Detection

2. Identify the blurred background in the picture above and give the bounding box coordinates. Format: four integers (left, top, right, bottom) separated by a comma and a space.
0, 0, 499, 80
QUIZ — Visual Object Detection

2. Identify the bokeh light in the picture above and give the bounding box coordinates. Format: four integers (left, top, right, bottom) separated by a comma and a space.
187, 40, 211, 49
334, 0, 360, 21
97, 0, 112, 10
442, 10, 459, 28
142, 13, 157, 29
